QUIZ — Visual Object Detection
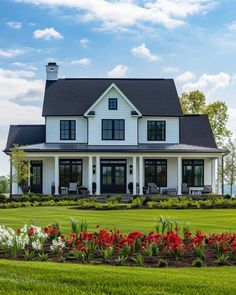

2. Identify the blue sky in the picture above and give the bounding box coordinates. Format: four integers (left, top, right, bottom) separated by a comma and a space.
0, 0, 236, 175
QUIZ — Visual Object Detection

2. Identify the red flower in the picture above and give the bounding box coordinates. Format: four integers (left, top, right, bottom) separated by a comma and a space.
70, 233, 76, 238
184, 232, 192, 238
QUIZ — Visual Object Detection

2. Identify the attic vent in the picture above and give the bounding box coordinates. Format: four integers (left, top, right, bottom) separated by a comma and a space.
131, 111, 139, 116
87, 111, 95, 116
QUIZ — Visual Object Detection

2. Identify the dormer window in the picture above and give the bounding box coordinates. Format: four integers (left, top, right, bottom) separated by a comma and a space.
60, 120, 76, 140
108, 98, 117, 110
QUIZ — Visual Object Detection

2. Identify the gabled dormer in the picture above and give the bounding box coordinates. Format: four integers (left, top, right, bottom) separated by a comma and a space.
84, 83, 141, 145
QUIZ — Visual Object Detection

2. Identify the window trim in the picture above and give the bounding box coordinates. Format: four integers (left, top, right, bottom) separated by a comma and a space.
182, 159, 204, 187
102, 119, 125, 140
147, 120, 166, 141
60, 120, 76, 140
144, 159, 167, 187
108, 98, 118, 110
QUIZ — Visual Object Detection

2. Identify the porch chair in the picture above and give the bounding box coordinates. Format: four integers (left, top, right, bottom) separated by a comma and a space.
181, 183, 189, 195
68, 182, 78, 194
162, 188, 177, 196
201, 185, 212, 194
147, 183, 160, 195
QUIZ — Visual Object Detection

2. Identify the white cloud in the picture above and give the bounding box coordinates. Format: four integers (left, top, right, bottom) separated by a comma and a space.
12, 62, 37, 71
162, 66, 180, 73
80, 38, 89, 48
107, 65, 128, 78
176, 71, 196, 83
15, 0, 217, 30
0, 67, 44, 102
71, 58, 91, 65
228, 21, 236, 31
131, 43, 160, 61
6, 21, 22, 29
0, 48, 25, 58
182, 72, 230, 94
33, 27, 63, 40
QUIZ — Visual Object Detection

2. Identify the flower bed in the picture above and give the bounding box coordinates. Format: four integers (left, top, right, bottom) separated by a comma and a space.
0, 217, 236, 268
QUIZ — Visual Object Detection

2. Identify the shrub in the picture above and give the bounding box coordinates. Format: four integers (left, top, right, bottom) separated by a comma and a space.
192, 258, 203, 267
20, 195, 30, 202
158, 259, 168, 268
30, 195, 41, 202
0, 194, 7, 203
107, 195, 122, 203
41, 195, 54, 202
131, 196, 145, 208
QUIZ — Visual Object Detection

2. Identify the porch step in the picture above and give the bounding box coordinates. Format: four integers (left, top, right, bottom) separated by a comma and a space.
120, 195, 133, 203
96, 196, 107, 203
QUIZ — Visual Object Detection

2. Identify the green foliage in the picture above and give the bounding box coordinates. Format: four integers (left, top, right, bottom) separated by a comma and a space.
30, 195, 41, 202
20, 195, 30, 202
0, 176, 10, 193
0, 194, 7, 203
131, 196, 145, 208
154, 216, 179, 234
192, 258, 203, 268
132, 254, 144, 266
179, 90, 231, 145
115, 255, 128, 266
24, 250, 36, 261
216, 254, 229, 265
158, 259, 168, 268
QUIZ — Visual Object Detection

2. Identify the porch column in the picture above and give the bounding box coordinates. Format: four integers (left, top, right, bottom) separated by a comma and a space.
96, 156, 100, 195
88, 156, 93, 195
54, 156, 59, 195
217, 156, 222, 195
139, 156, 143, 195
133, 156, 137, 195
211, 158, 216, 194
28, 161, 31, 186
177, 156, 182, 195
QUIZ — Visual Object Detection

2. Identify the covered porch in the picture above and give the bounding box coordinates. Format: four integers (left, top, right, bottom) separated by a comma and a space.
11, 152, 223, 196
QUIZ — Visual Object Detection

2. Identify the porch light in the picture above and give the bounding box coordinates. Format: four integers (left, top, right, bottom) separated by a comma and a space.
129, 165, 133, 175
93, 164, 96, 175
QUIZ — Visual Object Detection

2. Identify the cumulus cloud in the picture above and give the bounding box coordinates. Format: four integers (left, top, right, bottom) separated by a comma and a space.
176, 71, 196, 83
12, 62, 37, 71
0, 48, 25, 58
182, 72, 230, 94
71, 58, 91, 65
107, 65, 128, 78
0, 67, 44, 102
131, 43, 160, 61
228, 21, 236, 30
80, 38, 89, 48
33, 27, 63, 40
6, 21, 22, 29
15, 0, 217, 30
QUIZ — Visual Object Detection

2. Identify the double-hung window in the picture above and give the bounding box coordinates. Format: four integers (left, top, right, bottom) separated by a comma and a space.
108, 98, 117, 110
182, 160, 204, 187
102, 119, 125, 140
147, 121, 166, 141
60, 120, 76, 140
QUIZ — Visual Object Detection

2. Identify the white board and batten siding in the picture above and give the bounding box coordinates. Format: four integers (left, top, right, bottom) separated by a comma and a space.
88, 88, 138, 145
46, 116, 87, 143
139, 117, 180, 144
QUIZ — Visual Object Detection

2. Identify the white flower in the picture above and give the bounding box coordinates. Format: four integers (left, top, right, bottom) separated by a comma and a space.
32, 239, 42, 251
50, 237, 65, 252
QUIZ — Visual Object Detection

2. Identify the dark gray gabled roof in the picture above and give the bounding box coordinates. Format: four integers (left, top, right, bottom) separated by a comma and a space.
42, 78, 183, 116
4, 125, 45, 152
180, 115, 217, 148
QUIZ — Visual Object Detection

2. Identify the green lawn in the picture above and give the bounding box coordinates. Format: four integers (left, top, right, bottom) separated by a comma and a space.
0, 260, 236, 295
0, 206, 236, 233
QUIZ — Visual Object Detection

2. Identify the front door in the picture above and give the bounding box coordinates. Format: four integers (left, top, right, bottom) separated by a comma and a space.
101, 160, 126, 194
30, 161, 43, 194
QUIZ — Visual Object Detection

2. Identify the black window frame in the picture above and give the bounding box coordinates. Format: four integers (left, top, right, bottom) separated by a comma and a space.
145, 159, 167, 187
182, 160, 204, 187
102, 119, 125, 140
59, 159, 83, 187
108, 98, 118, 110
147, 120, 166, 141
60, 120, 76, 140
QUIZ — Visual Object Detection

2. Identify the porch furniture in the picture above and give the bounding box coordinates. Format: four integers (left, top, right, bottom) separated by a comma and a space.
201, 185, 212, 194
77, 186, 90, 196
147, 183, 160, 195
68, 182, 78, 194
162, 188, 177, 196
181, 183, 189, 194
191, 189, 202, 195
60, 186, 68, 195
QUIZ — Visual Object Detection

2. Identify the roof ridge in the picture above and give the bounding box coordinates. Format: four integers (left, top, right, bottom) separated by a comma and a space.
60, 78, 170, 81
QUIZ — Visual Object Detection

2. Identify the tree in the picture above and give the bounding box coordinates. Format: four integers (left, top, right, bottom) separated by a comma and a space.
179, 91, 231, 146
220, 139, 236, 195
0, 176, 10, 193
10, 145, 31, 195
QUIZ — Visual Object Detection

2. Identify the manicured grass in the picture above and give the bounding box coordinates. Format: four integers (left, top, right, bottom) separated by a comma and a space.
0, 260, 236, 295
0, 206, 236, 233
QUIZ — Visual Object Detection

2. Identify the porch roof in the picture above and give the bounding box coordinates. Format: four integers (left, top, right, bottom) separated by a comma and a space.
12, 142, 225, 154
